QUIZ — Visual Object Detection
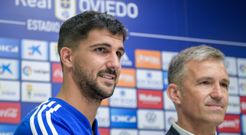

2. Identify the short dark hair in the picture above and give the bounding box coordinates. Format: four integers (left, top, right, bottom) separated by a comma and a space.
58, 11, 127, 57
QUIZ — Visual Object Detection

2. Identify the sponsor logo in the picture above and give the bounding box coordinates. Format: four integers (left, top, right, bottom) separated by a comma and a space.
165, 111, 177, 131
137, 110, 164, 129
241, 96, 246, 114
0, 125, 17, 135
162, 51, 177, 71
55, 0, 76, 21
135, 50, 161, 69
239, 78, 246, 96
138, 90, 163, 109
21, 82, 51, 103
111, 129, 137, 135
22, 39, 48, 60
110, 87, 137, 108
225, 57, 237, 75
98, 128, 110, 135
0, 59, 19, 80
0, 102, 20, 124
22, 61, 50, 82
226, 96, 240, 114
111, 108, 137, 128
228, 77, 238, 95
237, 58, 246, 77
52, 63, 63, 83
96, 107, 109, 127
0, 38, 19, 58
137, 69, 163, 90
22, 65, 32, 76
121, 53, 133, 67
218, 115, 240, 133
0, 80, 20, 101
50, 42, 60, 62
117, 68, 135, 87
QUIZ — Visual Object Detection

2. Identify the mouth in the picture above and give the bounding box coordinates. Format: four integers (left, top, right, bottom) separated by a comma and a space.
205, 103, 224, 110
99, 73, 116, 80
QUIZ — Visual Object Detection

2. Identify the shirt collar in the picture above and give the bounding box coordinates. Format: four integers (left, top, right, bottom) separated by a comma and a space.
172, 122, 194, 135
172, 123, 217, 135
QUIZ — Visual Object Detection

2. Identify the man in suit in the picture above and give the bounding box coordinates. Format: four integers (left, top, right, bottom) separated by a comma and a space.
166, 45, 229, 135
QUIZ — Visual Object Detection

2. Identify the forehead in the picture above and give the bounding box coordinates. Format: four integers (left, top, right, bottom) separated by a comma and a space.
184, 59, 228, 78
76, 28, 124, 50
88, 28, 124, 42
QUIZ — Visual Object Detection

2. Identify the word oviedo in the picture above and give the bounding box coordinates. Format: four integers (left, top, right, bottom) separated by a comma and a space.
15, 0, 139, 19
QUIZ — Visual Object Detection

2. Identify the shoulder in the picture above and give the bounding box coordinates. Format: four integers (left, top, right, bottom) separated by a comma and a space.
15, 99, 70, 135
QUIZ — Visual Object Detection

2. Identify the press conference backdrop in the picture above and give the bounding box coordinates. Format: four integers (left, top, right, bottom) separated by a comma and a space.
0, 0, 246, 134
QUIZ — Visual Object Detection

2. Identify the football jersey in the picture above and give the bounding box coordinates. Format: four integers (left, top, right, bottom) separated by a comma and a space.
14, 98, 100, 135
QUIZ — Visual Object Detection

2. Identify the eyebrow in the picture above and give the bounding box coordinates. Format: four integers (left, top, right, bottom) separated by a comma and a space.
90, 43, 125, 53
197, 77, 230, 84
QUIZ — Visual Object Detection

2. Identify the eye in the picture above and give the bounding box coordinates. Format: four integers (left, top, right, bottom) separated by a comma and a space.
199, 80, 211, 85
95, 47, 107, 53
116, 51, 124, 59
220, 82, 229, 90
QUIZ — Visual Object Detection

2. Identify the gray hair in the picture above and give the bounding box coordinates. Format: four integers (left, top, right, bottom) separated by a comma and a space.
168, 45, 225, 85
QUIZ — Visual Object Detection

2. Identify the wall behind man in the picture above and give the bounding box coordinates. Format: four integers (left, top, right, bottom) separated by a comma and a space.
0, 0, 246, 134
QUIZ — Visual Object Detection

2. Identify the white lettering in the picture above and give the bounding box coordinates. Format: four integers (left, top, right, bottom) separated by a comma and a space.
139, 55, 159, 65
139, 94, 161, 102
112, 115, 136, 123
15, 0, 51, 9
0, 108, 17, 118
54, 69, 63, 78
79, 0, 138, 19
119, 74, 133, 82
219, 119, 239, 128
0, 45, 18, 53
27, 19, 60, 33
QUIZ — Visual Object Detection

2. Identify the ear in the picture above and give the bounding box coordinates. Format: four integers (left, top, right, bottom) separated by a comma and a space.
60, 47, 73, 68
166, 83, 181, 105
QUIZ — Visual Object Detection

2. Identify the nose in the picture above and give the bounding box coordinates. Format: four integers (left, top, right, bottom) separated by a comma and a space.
210, 83, 223, 101
106, 53, 121, 70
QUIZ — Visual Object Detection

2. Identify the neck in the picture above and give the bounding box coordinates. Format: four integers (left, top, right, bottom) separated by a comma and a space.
56, 73, 101, 126
177, 117, 216, 135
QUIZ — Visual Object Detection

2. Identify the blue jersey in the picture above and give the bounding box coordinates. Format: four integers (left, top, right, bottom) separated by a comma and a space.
14, 98, 100, 135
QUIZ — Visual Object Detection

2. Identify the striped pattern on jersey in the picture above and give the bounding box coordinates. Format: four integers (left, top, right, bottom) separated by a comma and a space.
29, 99, 62, 135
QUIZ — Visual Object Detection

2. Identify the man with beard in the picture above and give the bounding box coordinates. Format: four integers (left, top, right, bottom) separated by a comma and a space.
15, 11, 126, 135
166, 45, 229, 135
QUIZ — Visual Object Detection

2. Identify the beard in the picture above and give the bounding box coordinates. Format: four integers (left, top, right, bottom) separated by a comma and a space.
72, 58, 117, 101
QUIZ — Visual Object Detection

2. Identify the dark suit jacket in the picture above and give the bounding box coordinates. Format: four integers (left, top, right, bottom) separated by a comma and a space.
166, 126, 180, 135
